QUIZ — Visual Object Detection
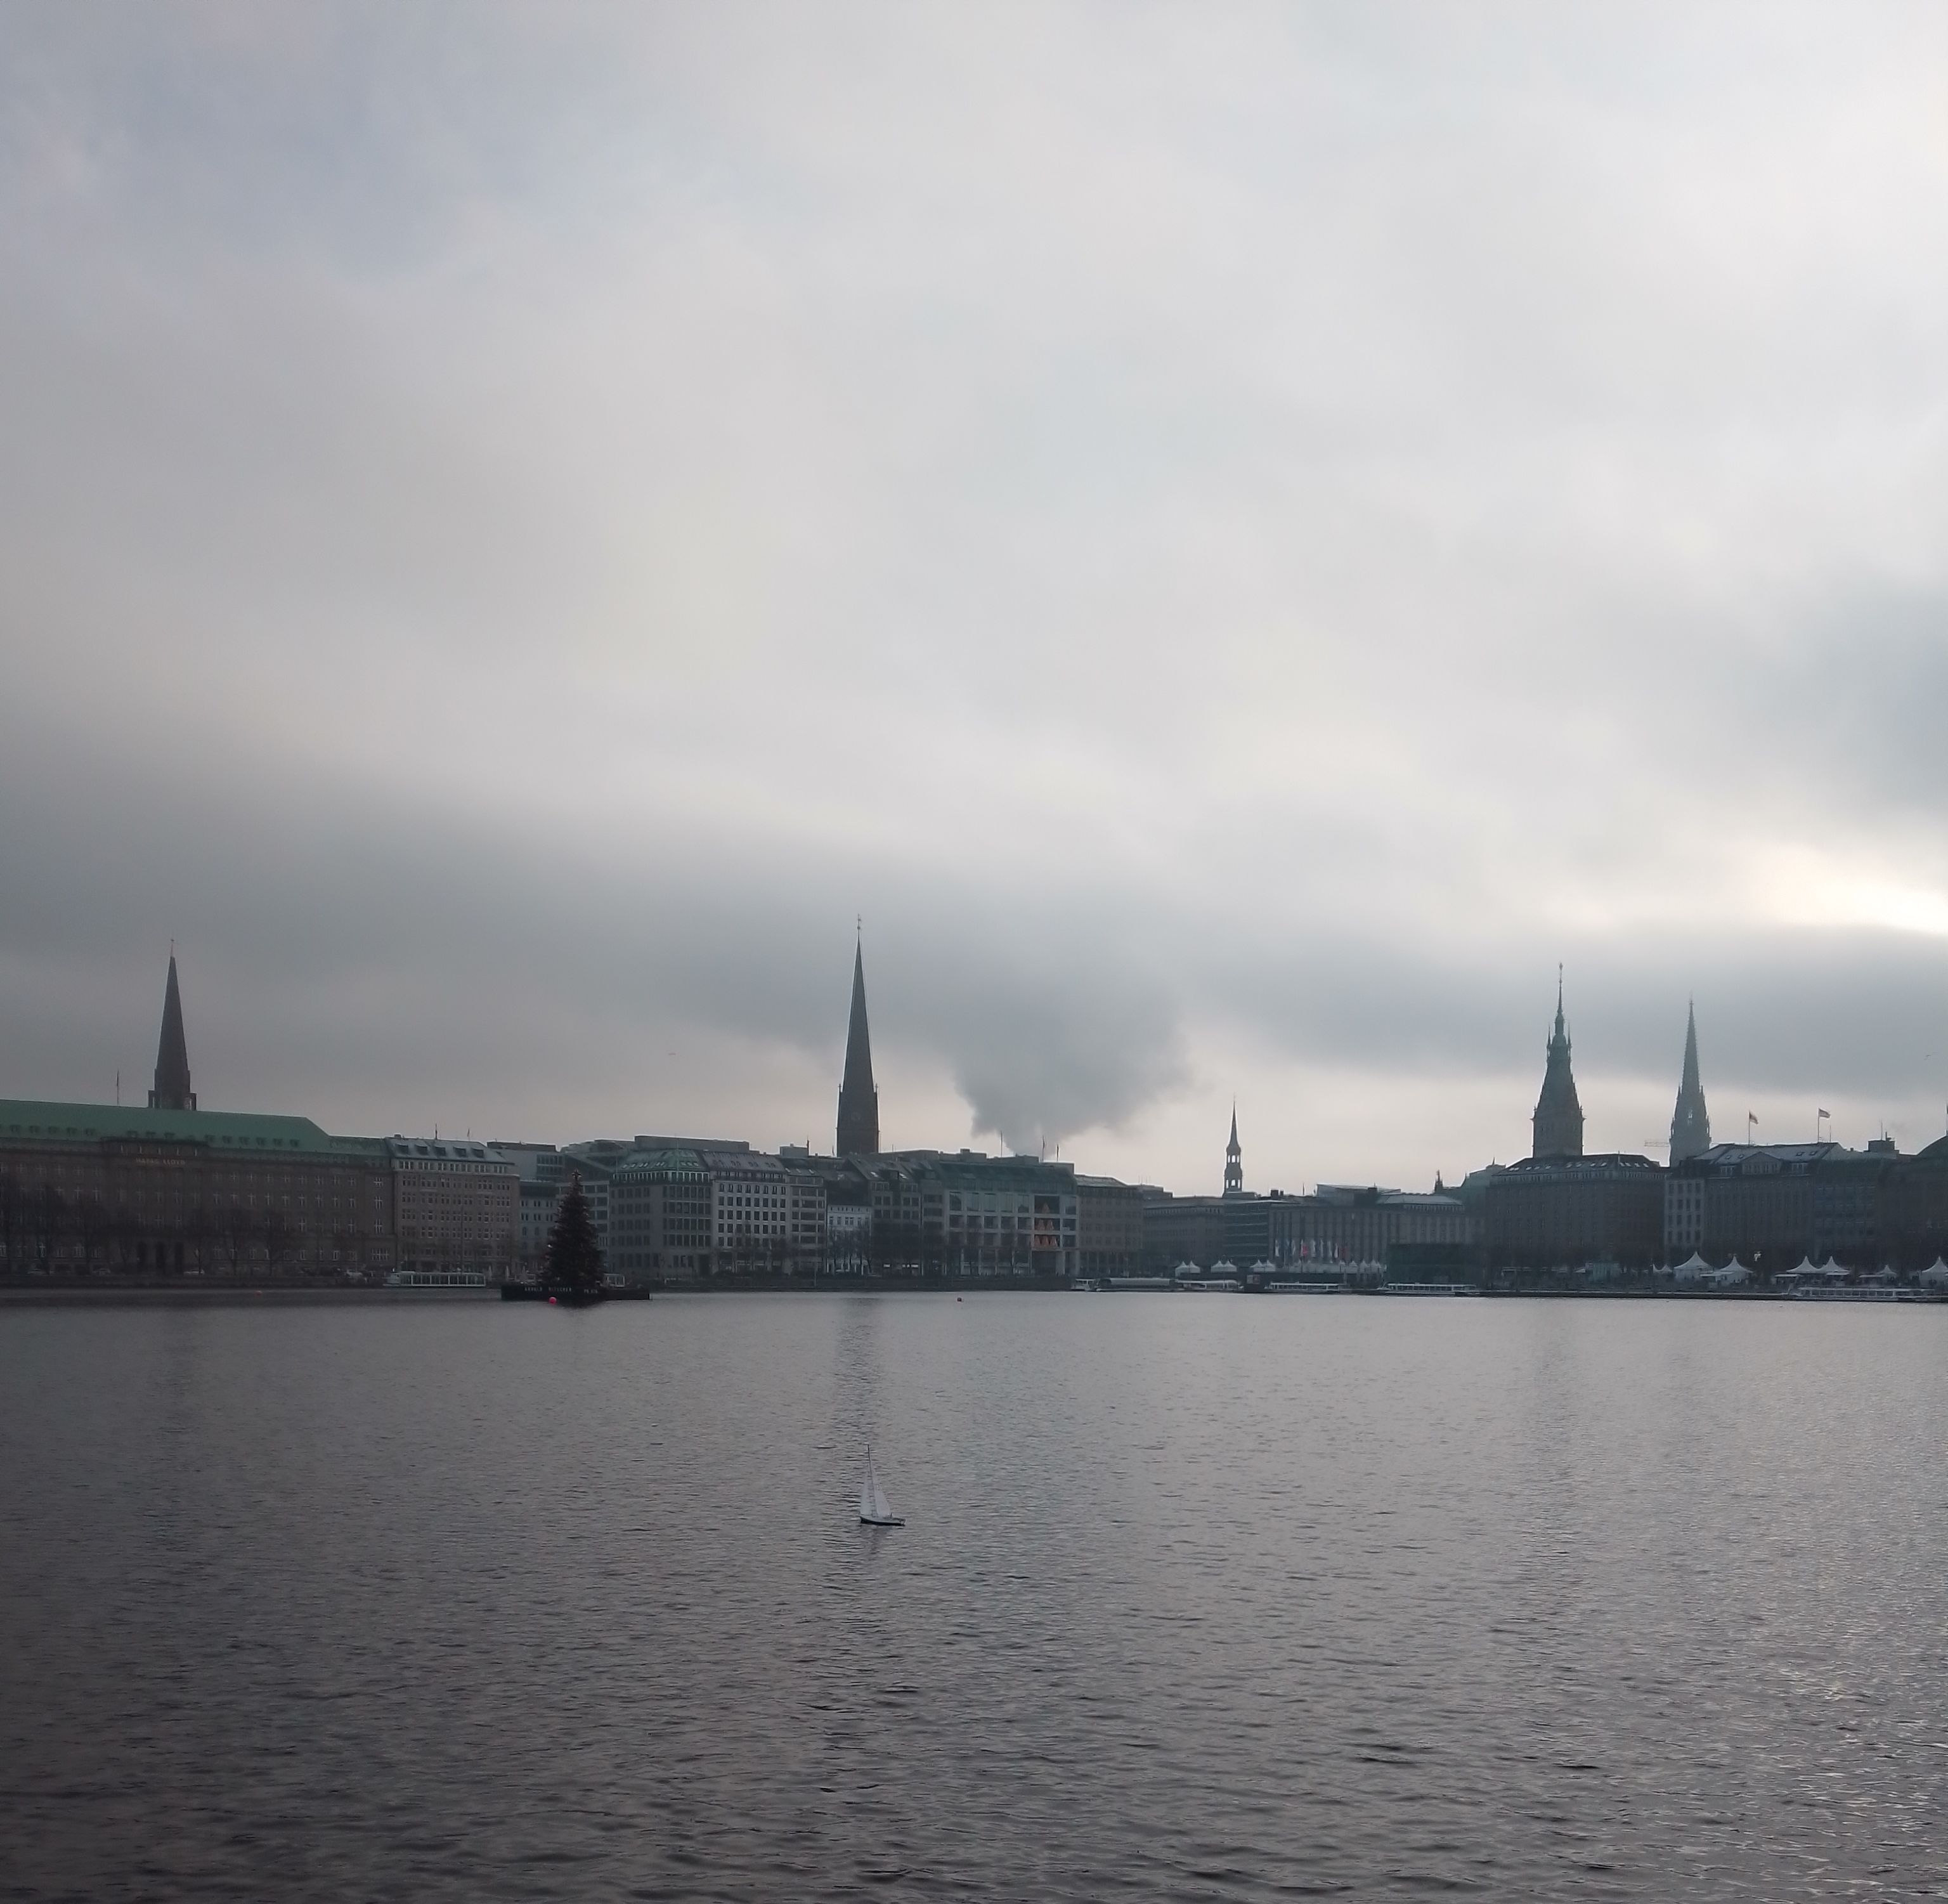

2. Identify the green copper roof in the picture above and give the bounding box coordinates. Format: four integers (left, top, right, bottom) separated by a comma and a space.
0, 1099, 387, 1159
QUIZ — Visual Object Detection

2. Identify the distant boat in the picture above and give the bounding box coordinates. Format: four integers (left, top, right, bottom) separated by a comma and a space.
858, 1445, 904, 1527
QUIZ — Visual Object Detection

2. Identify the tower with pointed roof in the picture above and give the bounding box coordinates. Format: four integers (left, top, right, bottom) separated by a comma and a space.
149, 951, 197, 1111
1223, 1104, 1244, 1196
1669, 1001, 1711, 1164
835, 935, 879, 1157
1531, 970, 1583, 1159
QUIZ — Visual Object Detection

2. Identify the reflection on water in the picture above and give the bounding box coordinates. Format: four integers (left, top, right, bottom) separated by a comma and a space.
2, 1294, 1945, 1900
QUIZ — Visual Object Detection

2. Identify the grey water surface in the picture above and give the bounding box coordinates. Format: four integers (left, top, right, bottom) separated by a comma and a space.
3, 1294, 1945, 1901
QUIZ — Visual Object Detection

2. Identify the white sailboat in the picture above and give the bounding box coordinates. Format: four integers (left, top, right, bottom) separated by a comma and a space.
858, 1444, 904, 1527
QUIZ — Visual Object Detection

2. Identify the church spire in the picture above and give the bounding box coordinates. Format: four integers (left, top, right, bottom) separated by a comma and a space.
835, 931, 879, 1157
1531, 968, 1582, 1159
1224, 1102, 1243, 1196
1669, 999, 1711, 1163
149, 951, 197, 1111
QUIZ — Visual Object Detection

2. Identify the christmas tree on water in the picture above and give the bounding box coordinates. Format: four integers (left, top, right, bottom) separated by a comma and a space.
543, 1173, 606, 1298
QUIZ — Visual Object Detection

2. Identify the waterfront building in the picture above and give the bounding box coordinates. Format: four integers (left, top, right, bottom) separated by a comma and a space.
484, 1142, 564, 1268
1224, 1107, 1244, 1196
607, 1137, 827, 1280
1483, 1152, 1663, 1272
386, 1137, 519, 1281
836, 937, 880, 1158
608, 1145, 715, 1281
1664, 1140, 1898, 1272
822, 1177, 873, 1273
1668, 1002, 1711, 1164
1, 962, 396, 1279
1143, 1174, 1476, 1276
553, 1139, 627, 1255
1075, 1174, 1145, 1277
1141, 1190, 1226, 1272
0, 1099, 396, 1278
704, 1144, 819, 1272
1531, 974, 1585, 1159
1880, 1136, 1948, 1271
858, 1150, 1077, 1277
778, 1149, 875, 1274
516, 1177, 559, 1267
1265, 1184, 1476, 1273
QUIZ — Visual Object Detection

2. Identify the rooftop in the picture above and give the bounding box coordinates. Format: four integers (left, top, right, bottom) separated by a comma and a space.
0, 1098, 384, 1159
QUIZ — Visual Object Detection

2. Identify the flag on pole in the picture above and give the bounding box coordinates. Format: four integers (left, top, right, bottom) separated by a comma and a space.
1817, 1108, 1831, 1119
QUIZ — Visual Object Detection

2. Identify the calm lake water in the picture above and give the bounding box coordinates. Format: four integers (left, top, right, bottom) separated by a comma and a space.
3, 1293, 1945, 1901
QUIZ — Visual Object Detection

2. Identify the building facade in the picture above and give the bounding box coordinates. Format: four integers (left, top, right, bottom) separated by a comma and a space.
0, 1099, 395, 1279
1141, 1191, 1226, 1271
609, 1147, 715, 1281
1664, 1141, 1898, 1270
1483, 1152, 1663, 1271
387, 1137, 519, 1280
1075, 1175, 1145, 1277
1264, 1185, 1476, 1271
1, 967, 397, 1281
486, 1141, 566, 1269
1879, 1136, 1948, 1270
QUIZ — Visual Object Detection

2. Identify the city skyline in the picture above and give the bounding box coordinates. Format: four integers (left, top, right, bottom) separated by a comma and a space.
4, 9, 1947, 1189
16, 944, 1929, 1203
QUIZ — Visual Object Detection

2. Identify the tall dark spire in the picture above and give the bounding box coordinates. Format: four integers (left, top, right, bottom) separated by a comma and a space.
1531, 967, 1582, 1159
1223, 1102, 1243, 1196
1669, 1000, 1711, 1163
835, 934, 879, 1157
149, 952, 197, 1111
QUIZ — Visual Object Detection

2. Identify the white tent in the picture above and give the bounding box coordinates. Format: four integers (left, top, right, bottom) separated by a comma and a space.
1710, 1256, 1750, 1286
1817, 1256, 1848, 1278
1673, 1251, 1711, 1283
1784, 1256, 1819, 1279
1919, 1258, 1948, 1287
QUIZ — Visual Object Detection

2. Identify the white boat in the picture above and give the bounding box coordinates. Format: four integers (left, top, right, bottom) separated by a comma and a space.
858, 1445, 904, 1527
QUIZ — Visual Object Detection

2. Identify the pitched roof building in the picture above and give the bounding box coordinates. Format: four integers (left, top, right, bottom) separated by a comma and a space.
1669, 1001, 1711, 1164
836, 936, 880, 1157
150, 953, 196, 1111
1531, 972, 1584, 1160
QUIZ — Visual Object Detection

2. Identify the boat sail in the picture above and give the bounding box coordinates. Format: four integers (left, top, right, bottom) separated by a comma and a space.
858, 1445, 904, 1527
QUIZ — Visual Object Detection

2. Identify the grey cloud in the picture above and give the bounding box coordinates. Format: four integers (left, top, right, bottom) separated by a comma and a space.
4, 5, 1948, 1185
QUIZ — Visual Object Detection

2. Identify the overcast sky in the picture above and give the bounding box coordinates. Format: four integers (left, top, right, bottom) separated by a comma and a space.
4, 4, 1947, 1192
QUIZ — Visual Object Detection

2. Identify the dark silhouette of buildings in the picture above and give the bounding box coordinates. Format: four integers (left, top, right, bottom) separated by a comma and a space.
1665, 1140, 1897, 1270
150, 953, 195, 1111
1075, 1174, 1145, 1276
0, 1099, 398, 1279
1483, 1152, 1663, 1271
1531, 972, 1583, 1159
1879, 1136, 1948, 1270
835, 936, 879, 1157
0, 961, 510, 1283
1669, 1001, 1711, 1163
1140, 1111, 1476, 1274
